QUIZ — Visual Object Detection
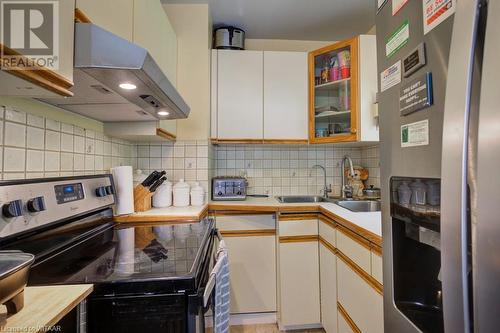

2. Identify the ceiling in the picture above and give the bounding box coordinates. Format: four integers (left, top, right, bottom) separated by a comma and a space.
161, 0, 375, 41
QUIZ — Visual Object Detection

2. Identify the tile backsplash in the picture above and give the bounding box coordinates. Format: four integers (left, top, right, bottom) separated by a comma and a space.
0, 104, 380, 200
0, 107, 136, 180
213, 144, 381, 197
134, 140, 212, 196
360, 145, 380, 188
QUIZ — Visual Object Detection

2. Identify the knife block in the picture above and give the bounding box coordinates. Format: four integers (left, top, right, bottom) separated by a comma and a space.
133, 185, 153, 212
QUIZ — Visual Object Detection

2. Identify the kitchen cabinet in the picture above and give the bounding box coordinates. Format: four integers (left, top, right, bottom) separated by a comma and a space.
371, 250, 383, 284
337, 258, 384, 333
263, 51, 308, 141
309, 35, 378, 143
336, 225, 372, 273
211, 50, 308, 143
75, 0, 176, 84
278, 215, 321, 329
215, 50, 264, 141
319, 218, 337, 333
75, 0, 134, 41
215, 214, 277, 314
335, 223, 383, 333
337, 307, 356, 333
0, 0, 75, 97
75, 0, 178, 137
133, 0, 177, 83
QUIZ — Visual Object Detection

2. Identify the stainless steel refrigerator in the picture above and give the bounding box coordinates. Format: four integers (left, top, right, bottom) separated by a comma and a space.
376, 0, 499, 332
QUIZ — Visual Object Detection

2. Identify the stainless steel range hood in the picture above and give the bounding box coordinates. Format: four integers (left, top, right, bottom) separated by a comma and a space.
39, 23, 190, 122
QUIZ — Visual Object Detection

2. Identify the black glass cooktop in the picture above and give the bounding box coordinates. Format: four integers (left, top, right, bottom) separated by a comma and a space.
23, 219, 213, 287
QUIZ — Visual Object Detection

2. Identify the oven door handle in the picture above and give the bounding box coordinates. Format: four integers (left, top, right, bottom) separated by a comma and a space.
203, 273, 216, 308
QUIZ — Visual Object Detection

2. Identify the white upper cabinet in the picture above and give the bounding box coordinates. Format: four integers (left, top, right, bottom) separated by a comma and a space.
264, 51, 308, 141
76, 0, 134, 41
133, 0, 177, 83
0, 0, 75, 97
216, 50, 264, 140
75, 0, 177, 84
211, 49, 309, 142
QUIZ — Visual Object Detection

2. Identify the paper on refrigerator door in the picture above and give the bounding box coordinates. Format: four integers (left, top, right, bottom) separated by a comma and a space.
381, 60, 402, 92
392, 0, 410, 15
401, 119, 429, 147
423, 0, 456, 34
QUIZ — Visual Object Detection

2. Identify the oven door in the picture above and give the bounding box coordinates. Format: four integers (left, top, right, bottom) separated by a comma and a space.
190, 228, 220, 333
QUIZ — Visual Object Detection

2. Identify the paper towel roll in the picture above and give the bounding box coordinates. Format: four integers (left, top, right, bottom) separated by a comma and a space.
111, 166, 134, 215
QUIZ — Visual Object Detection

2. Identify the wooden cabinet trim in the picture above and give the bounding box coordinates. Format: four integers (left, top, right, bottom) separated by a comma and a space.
74, 8, 92, 23
337, 224, 371, 250
0, 45, 74, 97
308, 37, 360, 144
210, 209, 278, 215
279, 235, 319, 243
319, 236, 336, 255
156, 128, 177, 141
263, 139, 309, 144
337, 249, 383, 295
337, 301, 362, 333
279, 205, 321, 213
320, 207, 382, 246
319, 215, 336, 229
220, 229, 276, 237
371, 244, 383, 256
278, 213, 319, 221
114, 206, 209, 223
211, 138, 309, 145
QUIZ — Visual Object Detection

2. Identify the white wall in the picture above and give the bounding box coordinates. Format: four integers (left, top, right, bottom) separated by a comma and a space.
164, 4, 212, 141
245, 39, 335, 52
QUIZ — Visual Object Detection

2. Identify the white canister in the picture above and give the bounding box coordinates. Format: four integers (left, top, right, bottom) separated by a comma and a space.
133, 169, 147, 187
190, 182, 205, 206
173, 179, 190, 207
152, 180, 173, 208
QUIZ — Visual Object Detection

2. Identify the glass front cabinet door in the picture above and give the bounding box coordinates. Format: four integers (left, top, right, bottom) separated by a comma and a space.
309, 37, 358, 143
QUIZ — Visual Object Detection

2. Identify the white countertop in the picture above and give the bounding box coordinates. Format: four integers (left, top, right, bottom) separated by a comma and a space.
320, 202, 382, 237
210, 196, 382, 237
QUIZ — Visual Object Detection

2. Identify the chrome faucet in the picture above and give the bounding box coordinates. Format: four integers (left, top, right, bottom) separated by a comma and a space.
341, 155, 355, 199
311, 164, 332, 198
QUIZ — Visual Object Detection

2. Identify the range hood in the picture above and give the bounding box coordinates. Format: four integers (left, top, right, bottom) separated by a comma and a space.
39, 23, 190, 122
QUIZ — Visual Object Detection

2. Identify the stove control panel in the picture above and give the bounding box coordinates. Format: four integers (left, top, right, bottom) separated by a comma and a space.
0, 175, 115, 239
55, 183, 85, 204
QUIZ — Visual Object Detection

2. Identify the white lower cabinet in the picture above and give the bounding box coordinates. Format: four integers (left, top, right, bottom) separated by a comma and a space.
278, 215, 320, 329
371, 250, 383, 284
337, 308, 356, 333
320, 242, 338, 333
337, 258, 384, 333
216, 214, 277, 314
279, 240, 321, 328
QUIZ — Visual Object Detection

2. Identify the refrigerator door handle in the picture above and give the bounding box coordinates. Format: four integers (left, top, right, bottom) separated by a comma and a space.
441, 0, 481, 332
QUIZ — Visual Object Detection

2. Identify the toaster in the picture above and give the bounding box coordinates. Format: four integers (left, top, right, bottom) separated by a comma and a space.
212, 177, 247, 201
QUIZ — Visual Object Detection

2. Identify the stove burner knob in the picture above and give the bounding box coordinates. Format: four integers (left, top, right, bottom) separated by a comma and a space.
27, 196, 46, 213
105, 185, 114, 195
95, 186, 107, 197
2, 200, 23, 218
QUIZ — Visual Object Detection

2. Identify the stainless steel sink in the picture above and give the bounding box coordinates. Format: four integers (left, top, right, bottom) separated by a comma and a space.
276, 195, 331, 203
334, 200, 381, 212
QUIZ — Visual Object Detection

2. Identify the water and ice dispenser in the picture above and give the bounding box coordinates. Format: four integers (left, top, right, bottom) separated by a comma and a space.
390, 176, 443, 333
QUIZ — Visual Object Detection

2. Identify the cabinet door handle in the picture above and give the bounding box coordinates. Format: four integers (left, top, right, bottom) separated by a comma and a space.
350, 128, 358, 134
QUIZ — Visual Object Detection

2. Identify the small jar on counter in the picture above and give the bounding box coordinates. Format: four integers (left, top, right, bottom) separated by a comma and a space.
190, 182, 205, 206
173, 179, 190, 207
